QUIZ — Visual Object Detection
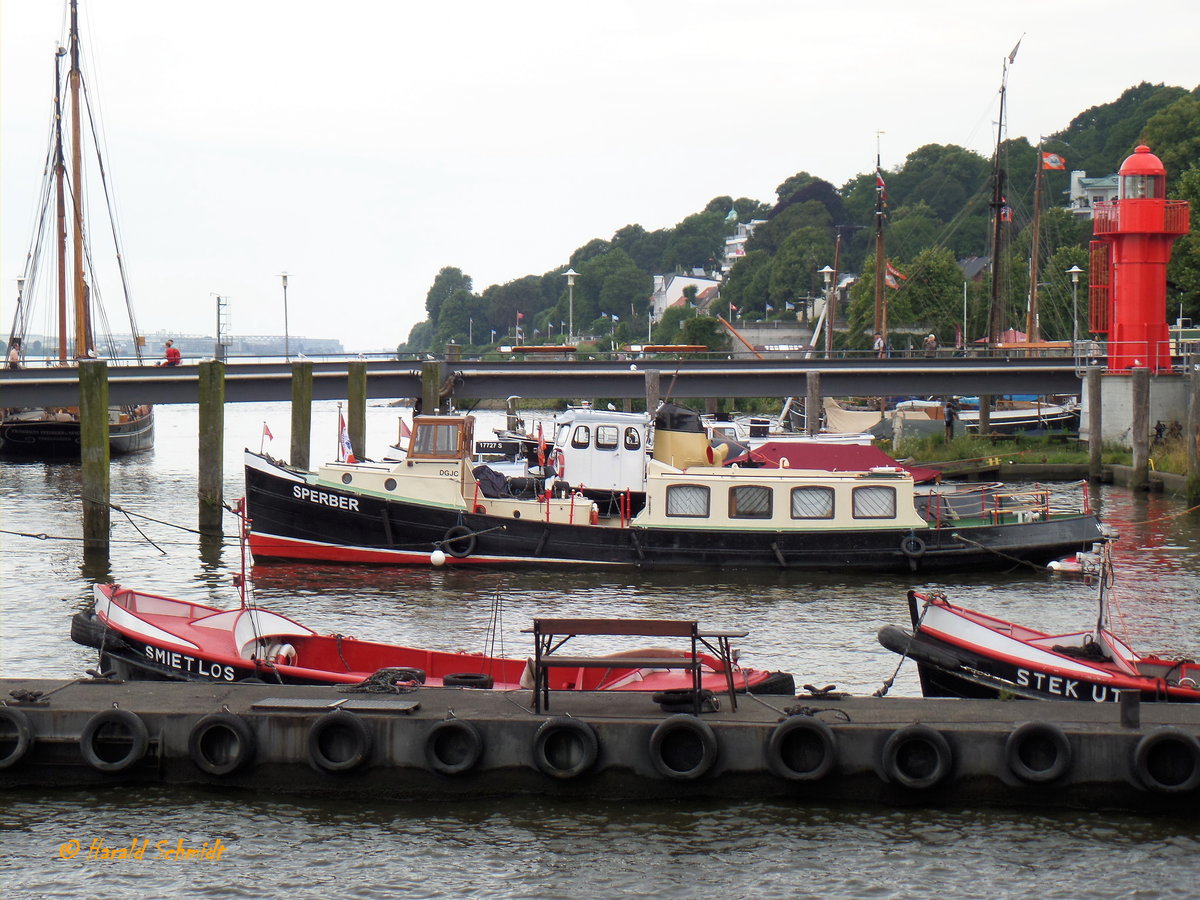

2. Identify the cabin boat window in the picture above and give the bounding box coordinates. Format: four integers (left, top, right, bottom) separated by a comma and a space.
729, 485, 772, 519
596, 425, 619, 449
791, 486, 834, 519
666, 484, 710, 517
623, 427, 641, 450
852, 485, 896, 519
571, 425, 591, 449
410, 421, 466, 459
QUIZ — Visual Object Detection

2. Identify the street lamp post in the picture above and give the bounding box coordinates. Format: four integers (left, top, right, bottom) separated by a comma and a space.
564, 268, 579, 343
819, 265, 834, 359
1067, 265, 1083, 358
280, 272, 290, 361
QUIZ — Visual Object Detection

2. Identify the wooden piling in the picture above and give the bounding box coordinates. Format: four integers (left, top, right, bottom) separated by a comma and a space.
420, 361, 439, 416
644, 370, 661, 414
1188, 364, 1200, 504
347, 360, 367, 461
289, 360, 313, 470
805, 370, 821, 437
977, 394, 992, 435
1130, 367, 1149, 491
1087, 367, 1103, 481
197, 360, 225, 535
79, 360, 110, 554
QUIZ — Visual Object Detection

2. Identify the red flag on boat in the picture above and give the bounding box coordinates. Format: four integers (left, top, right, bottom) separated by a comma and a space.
1041, 152, 1066, 170
338, 410, 356, 464
537, 422, 547, 469
263, 422, 273, 441
399, 418, 412, 439
875, 170, 887, 202
886, 261, 908, 281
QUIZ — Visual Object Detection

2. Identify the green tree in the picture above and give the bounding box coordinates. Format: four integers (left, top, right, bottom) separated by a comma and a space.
680, 315, 731, 352
1141, 91, 1200, 186
662, 211, 725, 272
424, 266, 472, 325
768, 227, 833, 314
721, 250, 772, 313
1167, 165, 1200, 323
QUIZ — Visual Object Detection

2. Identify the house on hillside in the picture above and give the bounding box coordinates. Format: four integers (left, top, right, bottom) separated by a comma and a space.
650, 274, 721, 319
1066, 170, 1119, 219
722, 219, 767, 274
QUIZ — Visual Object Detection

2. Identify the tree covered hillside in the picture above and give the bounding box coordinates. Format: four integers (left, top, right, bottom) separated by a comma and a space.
402, 82, 1200, 355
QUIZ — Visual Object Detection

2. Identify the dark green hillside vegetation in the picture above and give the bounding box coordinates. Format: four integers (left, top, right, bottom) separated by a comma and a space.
400, 82, 1200, 357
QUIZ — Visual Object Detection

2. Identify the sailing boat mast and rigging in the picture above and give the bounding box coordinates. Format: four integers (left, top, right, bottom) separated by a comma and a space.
986, 38, 1021, 348
2, 0, 154, 458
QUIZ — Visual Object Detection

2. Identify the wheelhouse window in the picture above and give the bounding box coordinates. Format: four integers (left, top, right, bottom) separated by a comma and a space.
666, 484, 710, 518
852, 485, 896, 519
791, 486, 834, 519
596, 425, 619, 449
623, 427, 642, 450
729, 485, 772, 519
571, 425, 591, 449
410, 420, 467, 459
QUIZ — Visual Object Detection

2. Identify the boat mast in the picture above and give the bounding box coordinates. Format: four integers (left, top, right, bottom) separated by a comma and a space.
54, 46, 69, 362
1026, 146, 1043, 342
988, 39, 1020, 347
873, 133, 886, 341
68, 0, 90, 359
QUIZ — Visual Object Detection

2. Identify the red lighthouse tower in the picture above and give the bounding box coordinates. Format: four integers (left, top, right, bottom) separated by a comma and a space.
1089, 145, 1190, 372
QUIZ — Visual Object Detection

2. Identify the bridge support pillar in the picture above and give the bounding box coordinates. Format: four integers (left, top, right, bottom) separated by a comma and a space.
805, 371, 821, 436
977, 395, 991, 435
290, 360, 313, 470
198, 360, 225, 535
348, 361, 367, 460
80, 360, 110, 558
420, 361, 440, 416
1188, 364, 1200, 504
1086, 367, 1103, 481
1131, 367, 1150, 491
644, 370, 660, 414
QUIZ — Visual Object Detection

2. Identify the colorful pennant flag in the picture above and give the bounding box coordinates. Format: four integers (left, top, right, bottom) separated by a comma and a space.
1041, 152, 1067, 170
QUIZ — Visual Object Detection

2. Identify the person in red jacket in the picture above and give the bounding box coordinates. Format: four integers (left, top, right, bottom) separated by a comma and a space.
157, 339, 182, 366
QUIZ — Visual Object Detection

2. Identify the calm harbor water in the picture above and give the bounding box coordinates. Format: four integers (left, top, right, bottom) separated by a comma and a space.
3, 401, 1200, 898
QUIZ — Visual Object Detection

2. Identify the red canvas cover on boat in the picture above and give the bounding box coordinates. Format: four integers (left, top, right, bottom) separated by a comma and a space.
737, 442, 941, 484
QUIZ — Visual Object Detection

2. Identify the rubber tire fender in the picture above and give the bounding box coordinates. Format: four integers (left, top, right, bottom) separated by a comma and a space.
307, 711, 373, 773
0, 707, 34, 769
900, 534, 927, 559
425, 719, 484, 775
1005, 722, 1072, 784
442, 525, 476, 559
533, 717, 599, 779
765, 716, 837, 782
188, 713, 257, 776
1132, 727, 1200, 794
443, 672, 494, 689
880, 724, 952, 790
80, 709, 149, 773
648, 715, 718, 781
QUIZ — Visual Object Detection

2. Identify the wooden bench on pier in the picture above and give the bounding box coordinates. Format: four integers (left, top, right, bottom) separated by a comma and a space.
525, 617, 747, 714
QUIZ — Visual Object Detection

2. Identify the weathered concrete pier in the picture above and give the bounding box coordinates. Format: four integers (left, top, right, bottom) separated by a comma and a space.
2, 678, 1198, 813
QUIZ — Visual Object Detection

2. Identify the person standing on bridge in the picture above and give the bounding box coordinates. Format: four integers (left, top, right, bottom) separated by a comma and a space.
923, 333, 938, 358
157, 339, 182, 367
873, 332, 885, 359
7, 337, 22, 369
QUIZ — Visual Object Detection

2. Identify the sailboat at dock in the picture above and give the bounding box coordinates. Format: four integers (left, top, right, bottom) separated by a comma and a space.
1, 0, 153, 458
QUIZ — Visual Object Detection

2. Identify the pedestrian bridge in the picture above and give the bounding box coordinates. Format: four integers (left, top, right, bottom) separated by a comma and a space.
0, 356, 1094, 408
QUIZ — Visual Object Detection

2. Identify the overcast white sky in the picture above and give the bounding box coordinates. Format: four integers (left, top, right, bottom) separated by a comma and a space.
3, 0, 1198, 352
